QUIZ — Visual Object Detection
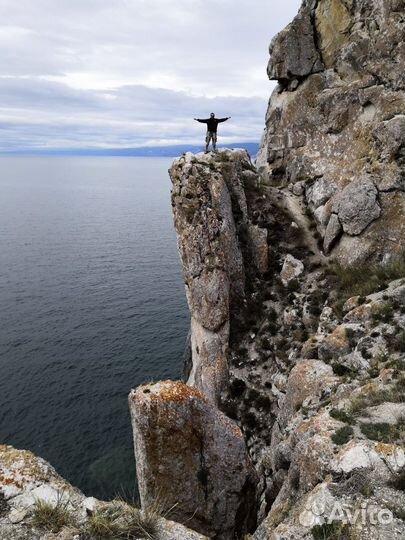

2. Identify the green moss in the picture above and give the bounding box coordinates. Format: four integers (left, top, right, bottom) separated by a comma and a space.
360, 422, 393, 442
332, 425, 354, 445
329, 408, 355, 425
368, 367, 380, 378
360, 416, 405, 443
392, 330, 405, 353
332, 363, 353, 377
390, 468, 405, 491
372, 303, 394, 324
311, 521, 351, 540
345, 327, 357, 348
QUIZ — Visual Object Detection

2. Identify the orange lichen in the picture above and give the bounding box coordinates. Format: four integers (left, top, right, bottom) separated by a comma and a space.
375, 442, 400, 456
0, 474, 22, 488
0, 445, 52, 485
137, 381, 205, 403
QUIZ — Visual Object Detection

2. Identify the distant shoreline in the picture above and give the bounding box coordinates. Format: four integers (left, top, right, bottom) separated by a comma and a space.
0, 142, 259, 158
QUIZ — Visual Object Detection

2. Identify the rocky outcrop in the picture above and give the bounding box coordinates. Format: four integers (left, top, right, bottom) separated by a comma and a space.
257, 0, 405, 264
132, 2, 405, 539
0, 445, 207, 540
268, 0, 323, 84
252, 276, 405, 539
128, 380, 257, 540
170, 149, 268, 403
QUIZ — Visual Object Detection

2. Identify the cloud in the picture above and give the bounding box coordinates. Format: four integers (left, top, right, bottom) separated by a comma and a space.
0, 0, 301, 150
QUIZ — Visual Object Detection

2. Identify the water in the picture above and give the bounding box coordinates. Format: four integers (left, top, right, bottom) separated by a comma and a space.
0, 156, 189, 499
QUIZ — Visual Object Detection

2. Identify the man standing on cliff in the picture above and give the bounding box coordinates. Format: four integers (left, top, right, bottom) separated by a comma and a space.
194, 113, 231, 153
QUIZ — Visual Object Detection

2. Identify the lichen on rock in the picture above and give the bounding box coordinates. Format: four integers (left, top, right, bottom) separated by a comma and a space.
258, 0, 405, 264
128, 380, 257, 540
170, 149, 268, 403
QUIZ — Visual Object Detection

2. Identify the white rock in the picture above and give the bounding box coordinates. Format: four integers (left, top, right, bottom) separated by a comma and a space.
280, 254, 304, 286
8, 509, 27, 524
82, 497, 99, 513
332, 442, 373, 473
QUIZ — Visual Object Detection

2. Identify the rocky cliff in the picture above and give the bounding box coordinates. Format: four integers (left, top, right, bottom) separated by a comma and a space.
3, 2, 405, 540
257, 0, 405, 265
166, 147, 405, 539
170, 150, 269, 403
149, 1, 405, 538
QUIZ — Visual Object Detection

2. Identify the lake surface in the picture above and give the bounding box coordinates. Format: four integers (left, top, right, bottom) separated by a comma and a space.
0, 156, 189, 500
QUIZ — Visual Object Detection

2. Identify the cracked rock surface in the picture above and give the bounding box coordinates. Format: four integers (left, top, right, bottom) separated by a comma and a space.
257, 0, 405, 264
128, 380, 257, 540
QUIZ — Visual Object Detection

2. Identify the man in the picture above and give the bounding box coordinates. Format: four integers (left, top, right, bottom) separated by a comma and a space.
194, 113, 231, 153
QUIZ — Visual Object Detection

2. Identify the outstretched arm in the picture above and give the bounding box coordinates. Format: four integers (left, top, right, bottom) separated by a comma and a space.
194, 118, 209, 123
217, 117, 231, 123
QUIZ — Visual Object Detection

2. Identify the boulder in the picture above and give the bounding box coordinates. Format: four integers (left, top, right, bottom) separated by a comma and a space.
280, 254, 304, 286
128, 381, 257, 540
268, 4, 323, 83
334, 177, 381, 236
0, 445, 208, 540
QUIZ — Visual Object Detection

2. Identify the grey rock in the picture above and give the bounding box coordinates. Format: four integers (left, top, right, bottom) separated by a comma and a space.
334, 177, 381, 235
280, 254, 304, 286
170, 150, 268, 402
323, 213, 342, 253
306, 177, 337, 209
260, 0, 405, 261
128, 381, 257, 540
0, 445, 208, 540
268, 5, 323, 82
289, 181, 305, 196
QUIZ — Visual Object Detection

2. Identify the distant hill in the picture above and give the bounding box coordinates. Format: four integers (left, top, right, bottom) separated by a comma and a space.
1, 143, 260, 158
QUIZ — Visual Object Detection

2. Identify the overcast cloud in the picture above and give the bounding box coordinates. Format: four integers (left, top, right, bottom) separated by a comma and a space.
0, 0, 300, 150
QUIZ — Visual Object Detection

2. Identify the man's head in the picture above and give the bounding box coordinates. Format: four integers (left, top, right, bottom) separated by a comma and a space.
210, 112, 215, 118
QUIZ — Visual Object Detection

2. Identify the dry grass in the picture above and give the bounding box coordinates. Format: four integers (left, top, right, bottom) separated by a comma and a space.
332, 258, 405, 298
349, 382, 405, 416
30, 493, 74, 533
83, 497, 166, 540
330, 257, 405, 316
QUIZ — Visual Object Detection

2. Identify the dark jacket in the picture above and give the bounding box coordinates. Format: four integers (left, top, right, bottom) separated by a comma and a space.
196, 117, 229, 133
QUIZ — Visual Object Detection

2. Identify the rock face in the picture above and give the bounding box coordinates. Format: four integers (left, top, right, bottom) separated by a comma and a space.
0, 445, 207, 540
257, 0, 405, 264
134, 3, 405, 540
170, 149, 268, 402
129, 381, 255, 539
128, 380, 257, 540
268, 0, 323, 83
247, 270, 405, 540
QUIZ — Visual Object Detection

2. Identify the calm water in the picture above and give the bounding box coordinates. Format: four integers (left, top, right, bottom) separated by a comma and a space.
0, 156, 189, 499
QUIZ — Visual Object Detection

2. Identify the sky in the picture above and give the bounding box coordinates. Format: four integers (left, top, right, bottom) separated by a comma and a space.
0, 0, 301, 151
